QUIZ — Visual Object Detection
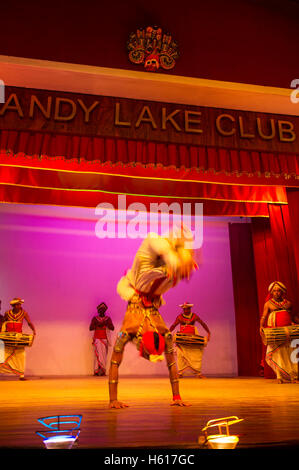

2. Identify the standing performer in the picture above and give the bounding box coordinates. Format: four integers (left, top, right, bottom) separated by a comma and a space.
170, 302, 210, 378
89, 302, 114, 376
108, 227, 197, 409
260, 282, 299, 384
0, 298, 36, 380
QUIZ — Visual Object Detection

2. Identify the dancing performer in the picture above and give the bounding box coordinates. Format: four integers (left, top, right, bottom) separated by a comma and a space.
260, 282, 298, 384
89, 302, 114, 376
0, 298, 36, 380
108, 228, 197, 409
170, 302, 210, 378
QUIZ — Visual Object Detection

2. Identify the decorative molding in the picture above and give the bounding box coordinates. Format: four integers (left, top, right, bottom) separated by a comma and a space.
0, 55, 297, 116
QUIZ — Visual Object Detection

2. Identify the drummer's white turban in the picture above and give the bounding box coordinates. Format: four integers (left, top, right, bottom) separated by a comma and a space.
10, 298, 24, 305
268, 281, 287, 293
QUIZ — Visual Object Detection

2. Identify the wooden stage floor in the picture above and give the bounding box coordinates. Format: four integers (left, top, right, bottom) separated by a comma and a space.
0, 376, 299, 449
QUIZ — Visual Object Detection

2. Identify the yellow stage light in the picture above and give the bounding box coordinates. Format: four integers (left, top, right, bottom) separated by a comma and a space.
199, 416, 243, 449
206, 434, 239, 449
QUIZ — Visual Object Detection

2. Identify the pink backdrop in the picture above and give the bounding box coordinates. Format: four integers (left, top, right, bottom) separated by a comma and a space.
0, 204, 241, 377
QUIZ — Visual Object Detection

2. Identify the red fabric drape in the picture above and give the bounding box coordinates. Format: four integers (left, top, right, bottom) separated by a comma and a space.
229, 223, 261, 376
0, 141, 290, 215
0, 183, 271, 216
251, 219, 279, 304
268, 204, 299, 314
286, 189, 299, 283
252, 207, 299, 378
1, 130, 299, 182
251, 218, 278, 378
0, 130, 297, 213
0, 162, 287, 203
1, 151, 298, 188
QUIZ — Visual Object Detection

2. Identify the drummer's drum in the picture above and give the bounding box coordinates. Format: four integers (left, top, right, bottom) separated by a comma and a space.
174, 332, 207, 347
261, 325, 299, 346
0, 332, 34, 347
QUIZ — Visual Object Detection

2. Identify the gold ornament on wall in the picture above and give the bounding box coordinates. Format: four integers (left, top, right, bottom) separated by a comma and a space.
127, 26, 179, 72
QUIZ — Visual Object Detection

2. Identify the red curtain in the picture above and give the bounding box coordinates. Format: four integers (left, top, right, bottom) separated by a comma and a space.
1, 150, 298, 189
252, 205, 299, 378
0, 140, 290, 216
0, 163, 287, 203
0, 183, 271, 216
0, 129, 296, 214
229, 223, 261, 376
268, 204, 299, 313
286, 189, 299, 283
251, 218, 279, 315
1, 130, 299, 183
251, 218, 278, 378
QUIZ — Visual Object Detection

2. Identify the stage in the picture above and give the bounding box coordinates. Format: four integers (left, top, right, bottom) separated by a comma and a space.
0, 376, 299, 449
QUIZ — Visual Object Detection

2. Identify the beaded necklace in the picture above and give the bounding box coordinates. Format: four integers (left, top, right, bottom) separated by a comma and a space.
7, 308, 25, 322
269, 298, 288, 309
182, 311, 193, 319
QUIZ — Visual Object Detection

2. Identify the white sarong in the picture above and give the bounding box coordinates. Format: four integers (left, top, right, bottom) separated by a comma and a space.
177, 343, 204, 375
93, 338, 108, 374
0, 345, 25, 377
176, 327, 205, 376
266, 312, 298, 382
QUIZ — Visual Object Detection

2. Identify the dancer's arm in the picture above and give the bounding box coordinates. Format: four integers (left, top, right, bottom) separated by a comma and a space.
260, 302, 269, 333
169, 316, 180, 332
89, 317, 96, 331
196, 315, 211, 341
24, 312, 36, 335
106, 317, 115, 331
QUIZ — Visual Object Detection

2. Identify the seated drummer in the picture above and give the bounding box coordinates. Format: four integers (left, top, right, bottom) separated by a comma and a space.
169, 302, 210, 379
0, 298, 36, 380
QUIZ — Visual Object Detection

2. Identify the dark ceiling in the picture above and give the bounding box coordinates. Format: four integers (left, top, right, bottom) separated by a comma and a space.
0, 0, 298, 88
